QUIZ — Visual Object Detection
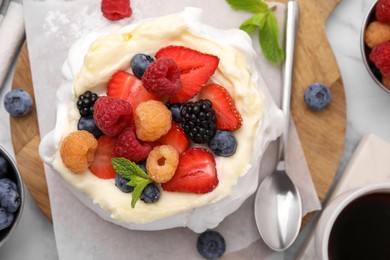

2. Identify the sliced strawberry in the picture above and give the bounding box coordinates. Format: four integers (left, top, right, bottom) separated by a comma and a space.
162, 148, 218, 193
89, 135, 117, 179
107, 70, 158, 111
155, 46, 219, 103
199, 84, 242, 130
157, 122, 189, 154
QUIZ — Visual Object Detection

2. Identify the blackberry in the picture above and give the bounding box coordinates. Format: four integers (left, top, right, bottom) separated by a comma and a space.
181, 100, 216, 144
76, 91, 98, 117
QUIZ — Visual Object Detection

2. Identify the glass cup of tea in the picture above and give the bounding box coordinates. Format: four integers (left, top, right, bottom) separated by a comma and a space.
314, 183, 390, 260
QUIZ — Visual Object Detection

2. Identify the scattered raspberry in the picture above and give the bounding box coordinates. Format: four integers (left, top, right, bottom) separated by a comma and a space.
93, 96, 133, 136
135, 100, 172, 141
376, 0, 390, 23
146, 145, 179, 183
60, 130, 97, 174
364, 21, 390, 48
142, 57, 182, 101
114, 127, 151, 162
101, 0, 132, 21
369, 42, 390, 77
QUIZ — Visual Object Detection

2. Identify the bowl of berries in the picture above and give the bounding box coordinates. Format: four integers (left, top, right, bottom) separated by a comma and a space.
0, 146, 24, 247
362, 0, 390, 93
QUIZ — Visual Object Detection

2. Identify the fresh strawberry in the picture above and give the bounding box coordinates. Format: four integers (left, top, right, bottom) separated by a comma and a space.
199, 84, 242, 130
89, 135, 117, 179
155, 46, 219, 103
157, 122, 189, 154
162, 148, 218, 193
107, 70, 158, 111
101, 0, 132, 21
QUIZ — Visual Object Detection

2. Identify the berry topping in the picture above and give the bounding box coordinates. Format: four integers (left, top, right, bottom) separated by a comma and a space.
166, 102, 182, 123
131, 53, 155, 79
0, 208, 14, 231
135, 100, 172, 141
77, 116, 104, 138
146, 145, 179, 183
370, 42, 390, 77
89, 135, 117, 179
93, 96, 133, 136
76, 91, 98, 117
3, 89, 33, 117
197, 231, 226, 260
180, 100, 216, 144
114, 127, 151, 162
60, 131, 97, 173
142, 57, 182, 101
140, 183, 160, 203
115, 174, 134, 193
199, 84, 242, 130
162, 148, 218, 194
208, 130, 237, 157
0, 156, 9, 179
101, 0, 132, 21
156, 45, 219, 103
304, 83, 332, 110
157, 122, 189, 154
107, 70, 158, 111
376, 0, 390, 23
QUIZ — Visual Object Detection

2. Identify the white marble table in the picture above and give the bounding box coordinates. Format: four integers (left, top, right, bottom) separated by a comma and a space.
0, 0, 388, 258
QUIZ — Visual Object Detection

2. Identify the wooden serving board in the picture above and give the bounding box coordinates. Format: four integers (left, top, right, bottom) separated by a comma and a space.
10, 0, 345, 226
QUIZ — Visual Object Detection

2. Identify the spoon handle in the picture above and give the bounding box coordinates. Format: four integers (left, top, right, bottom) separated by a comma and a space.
278, 0, 298, 163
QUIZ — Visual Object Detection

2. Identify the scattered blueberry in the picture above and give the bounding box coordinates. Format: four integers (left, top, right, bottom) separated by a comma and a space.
167, 103, 182, 123
208, 130, 237, 157
131, 53, 154, 79
3, 89, 33, 117
0, 189, 20, 213
78, 116, 103, 138
140, 183, 160, 203
114, 174, 134, 193
0, 155, 9, 179
304, 83, 332, 110
196, 230, 226, 260
0, 178, 17, 193
0, 207, 14, 230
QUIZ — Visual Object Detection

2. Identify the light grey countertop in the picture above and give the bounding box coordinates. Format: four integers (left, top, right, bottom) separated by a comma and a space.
0, 0, 389, 259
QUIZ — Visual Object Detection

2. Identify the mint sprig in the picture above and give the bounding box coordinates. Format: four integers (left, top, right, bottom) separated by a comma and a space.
112, 157, 151, 208
226, 0, 284, 65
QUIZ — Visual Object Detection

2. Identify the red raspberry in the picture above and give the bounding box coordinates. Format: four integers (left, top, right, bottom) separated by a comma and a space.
142, 57, 182, 101
376, 0, 390, 23
101, 0, 132, 21
93, 96, 133, 136
114, 127, 151, 162
370, 42, 390, 77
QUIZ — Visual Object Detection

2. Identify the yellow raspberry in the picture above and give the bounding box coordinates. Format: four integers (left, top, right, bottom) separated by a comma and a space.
365, 21, 390, 49
146, 145, 179, 183
60, 130, 97, 173
135, 100, 172, 141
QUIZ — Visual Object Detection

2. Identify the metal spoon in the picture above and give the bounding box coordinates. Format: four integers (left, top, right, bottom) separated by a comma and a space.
254, 0, 301, 251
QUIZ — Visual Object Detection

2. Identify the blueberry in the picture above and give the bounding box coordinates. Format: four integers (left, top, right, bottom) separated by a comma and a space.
137, 161, 147, 173
77, 116, 103, 138
3, 89, 33, 117
0, 189, 20, 213
304, 83, 332, 110
196, 230, 226, 260
0, 178, 17, 193
115, 174, 134, 193
131, 54, 154, 79
0, 207, 14, 230
0, 156, 9, 179
208, 130, 237, 157
167, 103, 182, 123
140, 183, 160, 203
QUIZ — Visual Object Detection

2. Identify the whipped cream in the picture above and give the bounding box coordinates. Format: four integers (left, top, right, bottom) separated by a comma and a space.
40, 7, 284, 232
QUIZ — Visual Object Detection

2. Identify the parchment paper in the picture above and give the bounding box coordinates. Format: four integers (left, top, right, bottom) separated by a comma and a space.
23, 0, 321, 258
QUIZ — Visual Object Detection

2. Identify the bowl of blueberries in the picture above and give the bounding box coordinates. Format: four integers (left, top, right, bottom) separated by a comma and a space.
0, 146, 24, 247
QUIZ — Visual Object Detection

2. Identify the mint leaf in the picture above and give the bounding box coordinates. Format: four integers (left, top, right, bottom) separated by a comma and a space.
259, 12, 284, 64
112, 157, 151, 208
240, 12, 268, 33
226, 0, 269, 13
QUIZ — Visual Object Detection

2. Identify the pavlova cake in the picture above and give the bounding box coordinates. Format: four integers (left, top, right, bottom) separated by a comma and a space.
39, 7, 284, 232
